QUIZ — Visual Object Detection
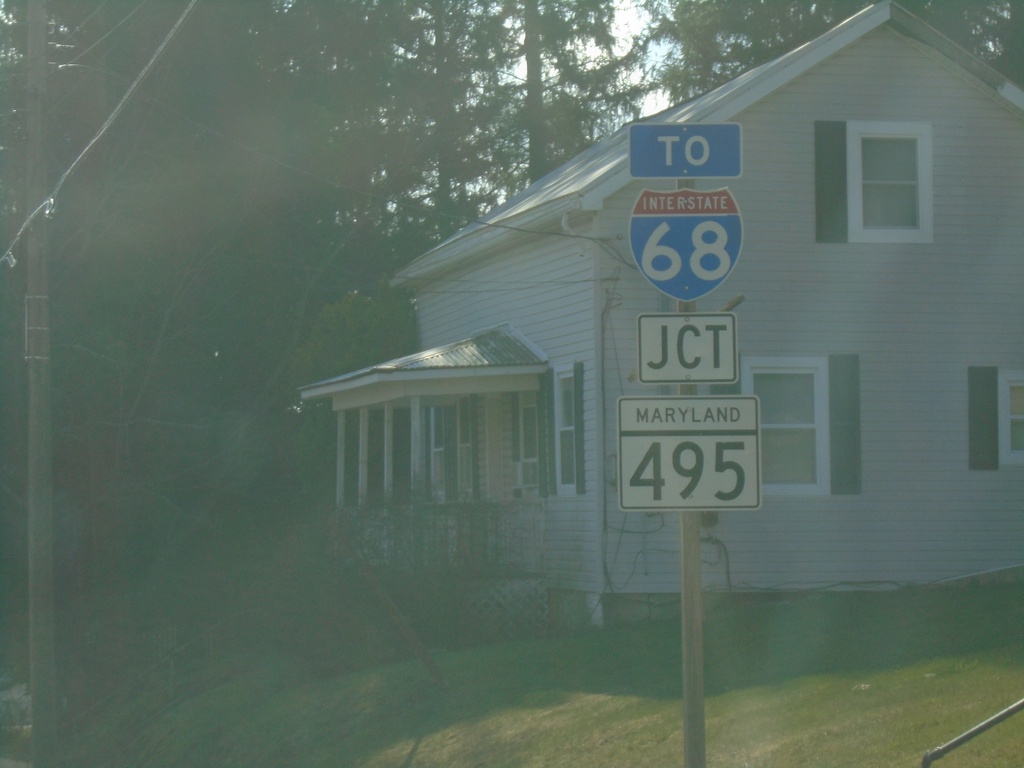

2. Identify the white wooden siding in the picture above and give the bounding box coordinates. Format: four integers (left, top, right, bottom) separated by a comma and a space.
414, 233, 605, 593
597, 28, 1024, 592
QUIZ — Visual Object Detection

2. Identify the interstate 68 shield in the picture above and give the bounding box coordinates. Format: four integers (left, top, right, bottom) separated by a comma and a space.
629, 188, 743, 302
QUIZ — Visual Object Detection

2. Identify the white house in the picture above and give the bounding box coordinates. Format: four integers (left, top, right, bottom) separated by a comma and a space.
301, 2, 1024, 626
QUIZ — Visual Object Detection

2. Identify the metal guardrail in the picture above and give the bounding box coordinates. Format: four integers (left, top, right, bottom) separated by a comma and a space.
921, 696, 1024, 767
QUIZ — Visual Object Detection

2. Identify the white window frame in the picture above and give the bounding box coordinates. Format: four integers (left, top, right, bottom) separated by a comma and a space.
516, 391, 539, 489
742, 357, 830, 496
998, 369, 1024, 466
554, 367, 577, 494
847, 121, 933, 244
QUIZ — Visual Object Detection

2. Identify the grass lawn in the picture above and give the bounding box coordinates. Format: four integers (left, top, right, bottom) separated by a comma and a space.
67, 584, 1024, 767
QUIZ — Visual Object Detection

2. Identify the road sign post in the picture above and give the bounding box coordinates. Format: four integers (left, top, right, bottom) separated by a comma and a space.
627, 123, 750, 768
681, 509, 704, 768
618, 395, 760, 768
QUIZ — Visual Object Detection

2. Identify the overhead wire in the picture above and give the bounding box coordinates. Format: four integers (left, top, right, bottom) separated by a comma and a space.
1, 0, 648, 274
63, 0, 155, 68
1, 0, 201, 268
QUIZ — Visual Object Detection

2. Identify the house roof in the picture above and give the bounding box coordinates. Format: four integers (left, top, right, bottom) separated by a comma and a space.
394, 1, 1024, 286
300, 323, 548, 402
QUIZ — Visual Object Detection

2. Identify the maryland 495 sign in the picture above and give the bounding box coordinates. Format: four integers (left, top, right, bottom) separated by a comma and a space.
629, 189, 742, 302
618, 396, 761, 510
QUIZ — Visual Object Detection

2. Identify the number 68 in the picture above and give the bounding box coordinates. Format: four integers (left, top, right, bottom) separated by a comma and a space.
641, 221, 732, 282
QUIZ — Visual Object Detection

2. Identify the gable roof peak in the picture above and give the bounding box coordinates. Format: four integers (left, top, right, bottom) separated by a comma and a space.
395, 1, 1022, 286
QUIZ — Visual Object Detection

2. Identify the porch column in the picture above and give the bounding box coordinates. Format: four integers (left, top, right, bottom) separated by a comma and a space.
358, 406, 369, 504
336, 409, 346, 508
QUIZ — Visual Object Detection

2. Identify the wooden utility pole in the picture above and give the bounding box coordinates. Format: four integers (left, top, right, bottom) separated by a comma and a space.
26, 0, 59, 764
680, 510, 706, 767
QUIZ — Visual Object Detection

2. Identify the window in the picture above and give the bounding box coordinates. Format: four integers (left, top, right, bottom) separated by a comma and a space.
860, 137, 918, 226
815, 120, 932, 244
550, 362, 585, 495
516, 391, 539, 488
424, 402, 475, 501
998, 370, 1024, 466
969, 367, 1024, 470
847, 121, 932, 242
743, 358, 830, 494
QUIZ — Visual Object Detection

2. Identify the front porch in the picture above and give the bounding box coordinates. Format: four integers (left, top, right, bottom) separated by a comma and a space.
301, 324, 572, 578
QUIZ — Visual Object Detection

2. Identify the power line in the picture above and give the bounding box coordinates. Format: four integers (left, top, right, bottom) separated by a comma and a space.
2, 0, 201, 269
1, 0, 651, 274
63, 0, 155, 68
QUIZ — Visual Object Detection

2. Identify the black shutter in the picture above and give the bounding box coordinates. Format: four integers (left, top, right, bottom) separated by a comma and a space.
815, 121, 848, 243
573, 361, 586, 495
539, 369, 556, 496
532, 372, 557, 499
968, 366, 999, 470
829, 354, 861, 494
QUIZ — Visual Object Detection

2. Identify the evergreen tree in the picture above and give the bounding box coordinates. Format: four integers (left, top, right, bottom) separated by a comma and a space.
649, 0, 1024, 103
500, 0, 648, 182
0, 0, 650, 634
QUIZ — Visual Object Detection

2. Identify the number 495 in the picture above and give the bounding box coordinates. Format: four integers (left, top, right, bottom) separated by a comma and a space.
629, 440, 749, 503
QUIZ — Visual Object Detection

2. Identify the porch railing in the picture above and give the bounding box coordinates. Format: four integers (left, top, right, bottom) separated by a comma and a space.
336, 499, 544, 577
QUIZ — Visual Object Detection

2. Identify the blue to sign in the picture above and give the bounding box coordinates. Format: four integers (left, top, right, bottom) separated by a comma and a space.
630, 189, 743, 302
629, 123, 742, 179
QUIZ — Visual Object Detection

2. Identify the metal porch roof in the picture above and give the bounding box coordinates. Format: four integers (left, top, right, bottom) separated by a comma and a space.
300, 323, 548, 402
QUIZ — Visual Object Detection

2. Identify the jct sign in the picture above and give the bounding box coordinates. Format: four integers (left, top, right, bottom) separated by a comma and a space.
629, 188, 743, 302
618, 396, 761, 510
638, 313, 737, 384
